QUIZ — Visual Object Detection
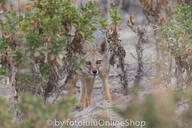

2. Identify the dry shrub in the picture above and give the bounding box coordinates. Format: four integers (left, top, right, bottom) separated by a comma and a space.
115, 87, 184, 128
115, 86, 192, 127
140, 0, 168, 12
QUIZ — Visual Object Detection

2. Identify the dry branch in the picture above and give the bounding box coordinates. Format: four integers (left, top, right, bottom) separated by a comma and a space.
107, 22, 128, 95
43, 31, 83, 103
127, 16, 146, 86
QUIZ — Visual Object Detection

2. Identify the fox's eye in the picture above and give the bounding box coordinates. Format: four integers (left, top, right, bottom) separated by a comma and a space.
86, 61, 91, 65
96, 60, 102, 64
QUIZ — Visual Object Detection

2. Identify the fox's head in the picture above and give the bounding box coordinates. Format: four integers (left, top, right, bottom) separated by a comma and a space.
80, 41, 108, 77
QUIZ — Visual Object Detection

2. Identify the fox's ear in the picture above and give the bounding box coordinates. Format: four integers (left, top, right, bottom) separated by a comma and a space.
100, 40, 107, 54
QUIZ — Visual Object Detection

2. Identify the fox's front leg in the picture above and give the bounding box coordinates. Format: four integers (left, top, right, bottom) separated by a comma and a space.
99, 72, 111, 100
76, 80, 86, 108
85, 78, 95, 107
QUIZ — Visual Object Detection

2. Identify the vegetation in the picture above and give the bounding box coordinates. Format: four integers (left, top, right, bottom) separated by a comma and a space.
158, 3, 192, 90
115, 1, 192, 128
0, 0, 99, 127
1, 0, 192, 128
160, 4, 192, 57
0, 0, 99, 95
115, 87, 192, 128
0, 93, 75, 128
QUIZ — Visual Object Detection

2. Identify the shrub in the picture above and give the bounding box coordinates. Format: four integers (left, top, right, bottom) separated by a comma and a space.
159, 4, 192, 57
0, 93, 75, 128
0, 0, 99, 95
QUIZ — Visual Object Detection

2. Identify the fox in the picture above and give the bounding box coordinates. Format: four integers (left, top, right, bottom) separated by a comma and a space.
66, 31, 114, 108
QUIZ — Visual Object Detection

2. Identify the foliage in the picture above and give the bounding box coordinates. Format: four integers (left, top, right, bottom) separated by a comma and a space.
17, 93, 75, 128
0, 11, 23, 67
0, 93, 75, 128
0, 0, 99, 91
159, 4, 192, 57
0, 66, 9, 80
21, 0, 98, 68
114, 88, 192, 128
0, 0, 99, 126
109, 7, 122, 25
0, 98, 13, 127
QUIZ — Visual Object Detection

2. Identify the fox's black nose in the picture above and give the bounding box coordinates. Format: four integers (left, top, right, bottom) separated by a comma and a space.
92, 70, 98, 75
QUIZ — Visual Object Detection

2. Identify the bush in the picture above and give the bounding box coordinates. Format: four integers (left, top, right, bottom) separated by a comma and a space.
0, 0, 100, 127
159, 4, 192, 57
114, 87, 192, 128
0, 93, 75, 128
0, 0, 99, 93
